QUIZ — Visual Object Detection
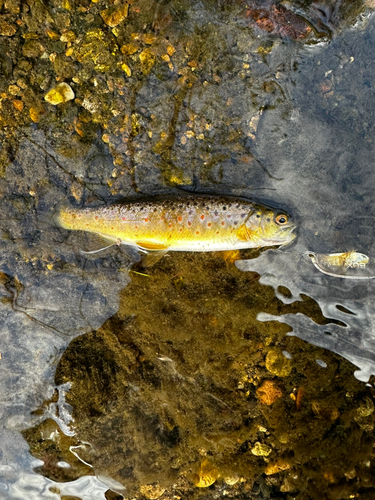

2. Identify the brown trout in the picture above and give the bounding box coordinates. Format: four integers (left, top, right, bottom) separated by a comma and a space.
57, 195, 296, 264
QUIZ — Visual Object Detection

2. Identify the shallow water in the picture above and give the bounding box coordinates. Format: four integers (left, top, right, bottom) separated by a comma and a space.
2, 0, 375, 499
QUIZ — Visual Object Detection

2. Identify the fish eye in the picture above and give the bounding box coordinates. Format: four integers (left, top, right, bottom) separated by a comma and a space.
275, 214, 289, 226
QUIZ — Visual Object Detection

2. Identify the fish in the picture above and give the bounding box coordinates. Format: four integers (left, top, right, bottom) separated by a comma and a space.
57, 195, 296, 266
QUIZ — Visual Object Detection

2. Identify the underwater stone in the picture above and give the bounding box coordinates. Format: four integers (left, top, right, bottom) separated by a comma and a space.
265, 349, 292, 377
0, 18, 16, 36
139, 484, 165, 499
256, 379, 283, 405
100, 3, 128, 27
44, 82, 75, 105
251, 442, 272, 456
193, 459, 219, 487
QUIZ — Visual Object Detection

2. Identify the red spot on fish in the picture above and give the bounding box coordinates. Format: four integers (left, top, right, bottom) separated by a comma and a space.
178, 216, 182, 222
122, 217, 126, 221
169, 223, 172, 228
135, 226, 138, 229
78, 214, 81, 218
216, 231, 219, 234
196, 231, 199, 235
144, 218, 149, 222
227, 214, 231, 218
95, 216, 98, 220
207, 222, 212, 227
111, 227, 114, 230
221, 221, 225, 226
188, 221, 192, 226
200, 214, 205, 220
179, 228, 183, 232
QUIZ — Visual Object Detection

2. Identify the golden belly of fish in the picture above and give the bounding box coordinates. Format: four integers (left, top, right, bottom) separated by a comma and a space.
57, 195, 296, 254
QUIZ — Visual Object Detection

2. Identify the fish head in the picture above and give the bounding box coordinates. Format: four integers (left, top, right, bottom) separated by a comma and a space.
243, 205, 297, 247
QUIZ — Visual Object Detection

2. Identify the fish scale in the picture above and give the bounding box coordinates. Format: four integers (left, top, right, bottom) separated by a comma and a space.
57, 195, 296, 253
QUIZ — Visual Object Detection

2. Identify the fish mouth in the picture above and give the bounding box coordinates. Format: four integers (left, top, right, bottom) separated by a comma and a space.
267, 227, 297, 246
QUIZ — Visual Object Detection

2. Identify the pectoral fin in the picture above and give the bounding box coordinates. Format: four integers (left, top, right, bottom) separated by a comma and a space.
141, 250, 169, 267
236, 224, 252, 242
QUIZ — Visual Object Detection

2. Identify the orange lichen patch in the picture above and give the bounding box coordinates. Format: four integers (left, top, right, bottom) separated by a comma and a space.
256, 379, 283, 405
265, 460, 291, 475
222, 250, 241, 264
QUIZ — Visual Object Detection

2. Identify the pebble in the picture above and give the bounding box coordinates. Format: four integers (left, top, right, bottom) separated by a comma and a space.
265, 349, 292, 377
251, 442, 272, 456
0, 18, 16, 36
100, 3, 128, 27
44, 82, 75, 105
139, 484, 165, 500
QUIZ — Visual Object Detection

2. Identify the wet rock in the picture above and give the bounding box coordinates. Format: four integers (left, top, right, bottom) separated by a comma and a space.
355, 396, 374, 418
0, 17, 16, 36
100, 3, 129, 27
265, 460, 291, 475
251, 442, 272, 457
265, 349, 292, 377
44, 82, 75, 105
139, 484, 165, 499
22, 39, 45, 58
193, 459, 219, 487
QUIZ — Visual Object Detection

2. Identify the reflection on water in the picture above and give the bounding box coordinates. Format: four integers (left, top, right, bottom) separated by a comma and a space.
1, 0, 375, 498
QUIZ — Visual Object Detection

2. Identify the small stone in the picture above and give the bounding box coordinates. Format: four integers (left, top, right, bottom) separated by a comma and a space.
100, 3, 128, 27
0, 18, 16, 36
12, 99, 23, 111
251, 442, 272, 456
193, 459, 219, 488
8, 85, 20, 95
139, 49, 156, 73
265, 349, 292, 377
22, 40, 44, 58
121, 43, 139, 55
121, 63, 131, 76
143, 33, 157, 44
256, 380, 283, 405
44, 82, 75, 105
265, 460, 291, 475
139, 484, 165, 500
224, 473, 239, 485
355, 396, 374, 418
60, 30, 76, 42
29, 107, 44, 123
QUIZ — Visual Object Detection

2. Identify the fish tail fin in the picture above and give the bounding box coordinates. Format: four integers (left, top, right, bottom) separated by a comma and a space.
52, 200, 75, 230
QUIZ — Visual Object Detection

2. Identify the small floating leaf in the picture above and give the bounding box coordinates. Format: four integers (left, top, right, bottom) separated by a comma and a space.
310, 251, 375, 279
